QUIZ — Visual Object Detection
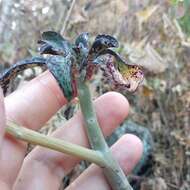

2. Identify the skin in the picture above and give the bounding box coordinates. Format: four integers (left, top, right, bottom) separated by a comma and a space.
0, 71, 143, 190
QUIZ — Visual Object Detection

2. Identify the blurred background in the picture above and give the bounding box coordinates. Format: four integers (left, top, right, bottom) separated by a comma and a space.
0, 0, 189, 189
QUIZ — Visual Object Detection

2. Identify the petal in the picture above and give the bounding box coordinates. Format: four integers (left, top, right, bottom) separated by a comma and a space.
75, 32, 89, 49
89, 34, 119, 59
100, 55, 144, 92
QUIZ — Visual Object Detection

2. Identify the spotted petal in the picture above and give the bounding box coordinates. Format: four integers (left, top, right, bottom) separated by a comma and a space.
100, 55, 144, 92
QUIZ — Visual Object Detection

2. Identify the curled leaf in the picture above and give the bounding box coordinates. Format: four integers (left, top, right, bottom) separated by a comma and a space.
46, 56, 76, 101
38, 31, 72, 56
0, 56, 47, 95
42, 31, 65, 42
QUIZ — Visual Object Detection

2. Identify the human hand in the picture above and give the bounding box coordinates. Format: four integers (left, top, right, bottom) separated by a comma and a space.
0, 71, 143, 190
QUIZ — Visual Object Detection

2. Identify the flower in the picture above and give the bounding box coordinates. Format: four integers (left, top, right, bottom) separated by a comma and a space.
38, 31, 144, 100
100, 55, 144, 92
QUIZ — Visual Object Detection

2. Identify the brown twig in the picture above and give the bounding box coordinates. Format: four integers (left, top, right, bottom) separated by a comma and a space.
60, 0, 76, 35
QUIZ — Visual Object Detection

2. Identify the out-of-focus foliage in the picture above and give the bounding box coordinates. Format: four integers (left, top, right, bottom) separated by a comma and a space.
178, 0, 190, 35
170, 0, 184, 5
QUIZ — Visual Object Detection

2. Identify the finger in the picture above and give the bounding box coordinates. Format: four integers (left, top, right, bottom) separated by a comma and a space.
66, 134, 143, 190
13, 92, 130, 190
0, 87, 5, 151
15, 134, 142, 190
0, 88, 10, 190
5, 71, 67, 129
0, 71, 67, 187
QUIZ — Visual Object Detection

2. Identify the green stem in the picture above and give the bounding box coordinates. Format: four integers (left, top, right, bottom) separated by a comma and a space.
6, 120, 105, 166
77, 80, 107, 151
77, 78, 133, 190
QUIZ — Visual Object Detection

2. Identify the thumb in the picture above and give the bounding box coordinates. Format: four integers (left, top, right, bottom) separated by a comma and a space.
0, 87, 5, 152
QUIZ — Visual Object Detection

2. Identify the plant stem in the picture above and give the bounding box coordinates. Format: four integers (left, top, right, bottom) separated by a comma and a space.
77, 81, 108, 151
5, 120, 105, 166
77, 78, 133, 190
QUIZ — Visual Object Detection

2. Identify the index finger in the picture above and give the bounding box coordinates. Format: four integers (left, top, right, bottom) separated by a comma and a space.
5, 71, 67, 129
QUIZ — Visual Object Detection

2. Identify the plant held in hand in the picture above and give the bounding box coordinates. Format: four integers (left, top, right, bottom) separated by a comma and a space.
0, 31, 143, 190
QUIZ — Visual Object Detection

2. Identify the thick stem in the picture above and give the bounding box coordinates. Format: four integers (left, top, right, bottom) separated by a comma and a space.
77, 78, 133, 190
6, 120, 105, 167
77, 79, 108, 151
